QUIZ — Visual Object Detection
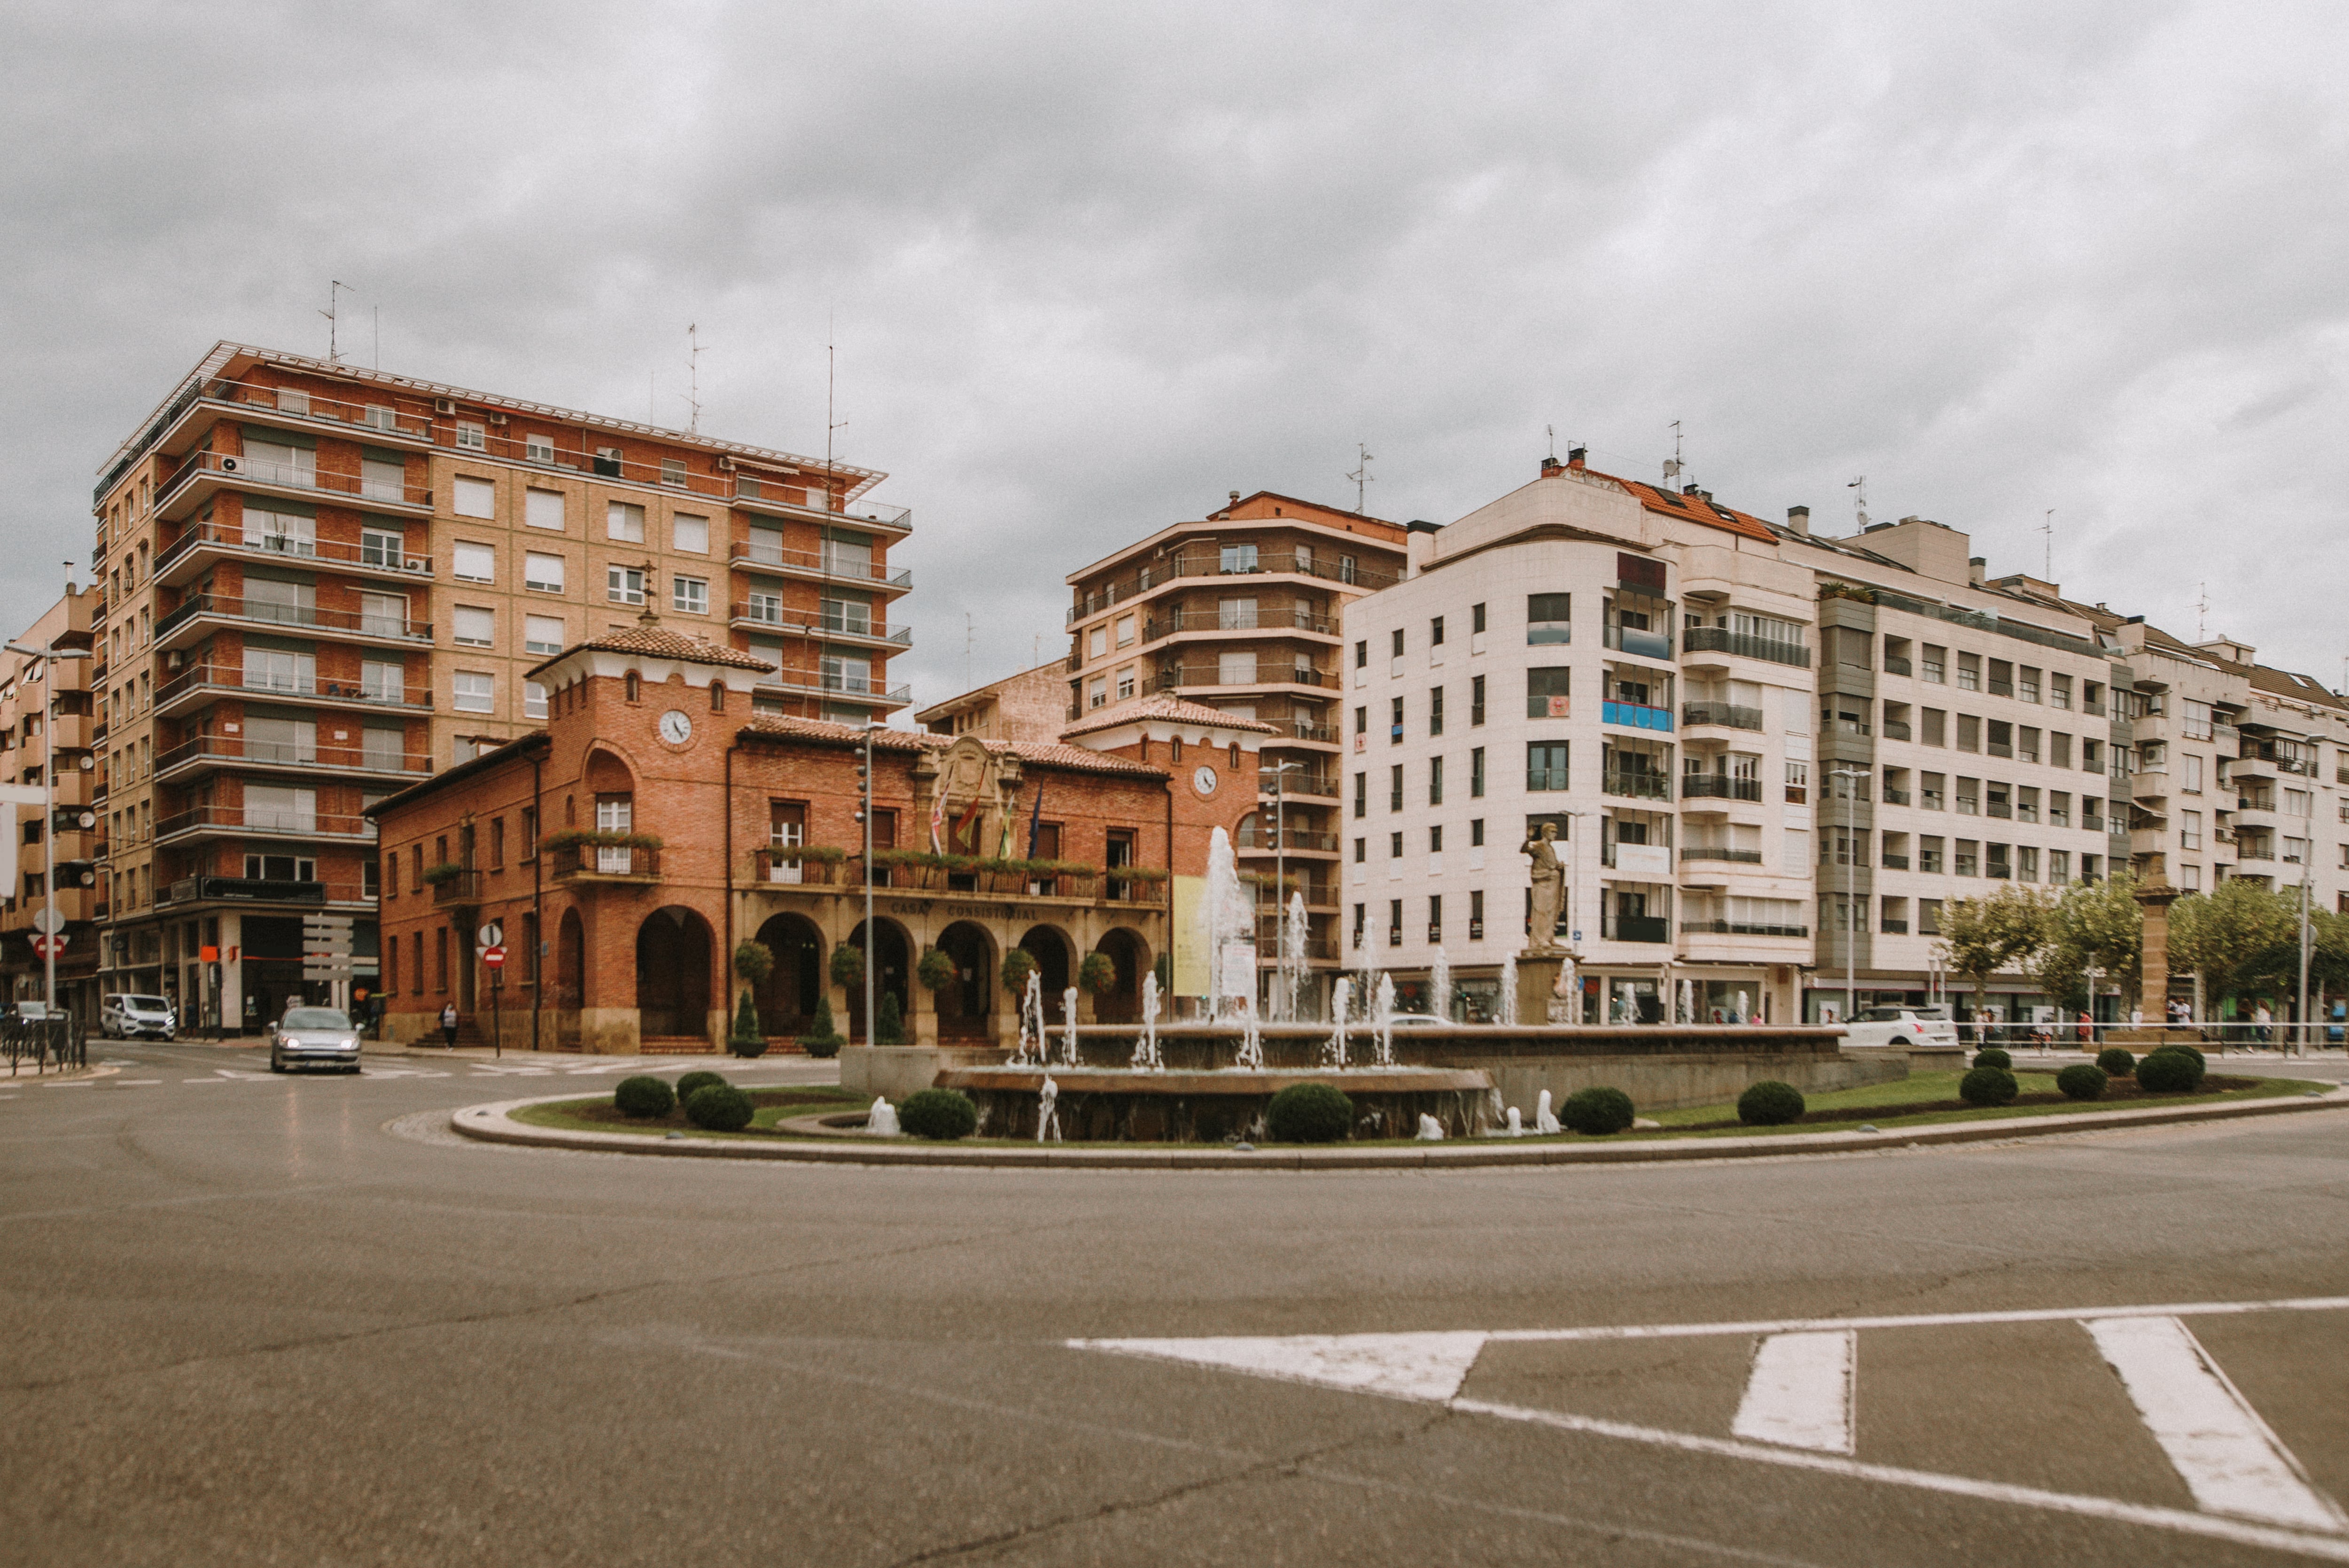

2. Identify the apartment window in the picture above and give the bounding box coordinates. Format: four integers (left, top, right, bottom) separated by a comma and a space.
607, 501, 646, 543
1429, 756, 1444, 806
2018, 726, 2040, 764
1527, 741, 1569, 792
1954, 652, 1980, 691
1921, 708, 1945, 746
1390, 696, 1404, 742
360, 526, 405, 568
606, 566, 646, 605
1472, 603, 1486, 635
1354, 837, 1366, 862
1391, 831, 1404, 859
452, 606, 494, 647
1957, 714, 1979, 752
1388, 900, 1403, 947
524, 488, 564, 532
1470, 818, 1485, 846
2181, 810, 2202, 851
1955, 840, 1979, 877
1087, 677, 1106, 710
525, 552, 565, 593
672, 575, 708, 615
2049, 791, 2071, 827
1430, 686, 1445, 736
1353, 905, 1365, 947
1470, 888, 1485, 940
1115, 665, 1136, 701
1919, 898, 1943, 936
2048, 850, 2070, 885
455, 421, 485, 450
1389, 764, 1403, 811
2050, 673, 2072, 710
1527, 666, 1570, 719
453, 671, 493, 713
1785, 760, 1808, 804
1919, 836, 1945, 874
2050, 732, 2072, 769
360, 659, 403, 703
2083, 738, 2102, 771
524, 435, 555, 463
2181, 754, 2202, 793
1088, 627, 1108, 660
1431, 615, 1445, 647
452, 476, 495, 519
673, 513, 708, 553
1353, 772, 1366, 818
1921, 644, 1946, 683
523, 681, 548, 720
1354, 639, 1367, 669
453, 541, 494, 582
1470, 746, 1486, 798
1470, 675, 1486, 726
658, 458, 686, 488
1527, 593, 1570, 644
1114, 614, 1136, 647
1956, 777, 1980, 815
2019, 668, 2041, 703
2018, 846, 2039, 882
1220, 543, 1259, 574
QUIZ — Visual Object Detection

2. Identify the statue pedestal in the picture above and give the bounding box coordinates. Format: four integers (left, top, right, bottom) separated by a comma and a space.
1515, 953, 1566, 1027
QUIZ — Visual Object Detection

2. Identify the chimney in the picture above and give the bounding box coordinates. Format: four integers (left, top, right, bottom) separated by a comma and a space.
1221, 489, 1238, 520
1968, 556, 1987, 586
1787, 505, 1810, 537
1682, 483, 1701, 497
1567, 445, 1587, 470
1540, 455, 1563, 479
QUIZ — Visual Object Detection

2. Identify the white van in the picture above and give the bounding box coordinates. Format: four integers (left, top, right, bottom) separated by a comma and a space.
100, 994, 178, 1040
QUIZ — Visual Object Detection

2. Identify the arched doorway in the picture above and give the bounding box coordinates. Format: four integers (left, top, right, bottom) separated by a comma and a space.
1091, 927, 1151, 1025
637, 906, 713, 1040
932, 920, 996, 1040
555, 908, 585, 1010
752, 912, 824, 1036
1016, 924, 1074, 1024
846, 918, 911, 1041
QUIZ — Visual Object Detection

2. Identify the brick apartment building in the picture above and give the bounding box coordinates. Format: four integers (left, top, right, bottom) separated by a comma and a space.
369, 626, 1266, 1052
86, 342, 908, 1031
0, 589, 102, 1014
1061, 491, 1409, 1011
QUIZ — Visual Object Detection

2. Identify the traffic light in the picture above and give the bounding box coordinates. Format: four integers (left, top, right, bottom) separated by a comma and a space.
54, 861, 95, 890
51, 807, 95, 834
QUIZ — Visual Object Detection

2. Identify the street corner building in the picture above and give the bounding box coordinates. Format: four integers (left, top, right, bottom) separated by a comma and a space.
366, 623, 1270, 1056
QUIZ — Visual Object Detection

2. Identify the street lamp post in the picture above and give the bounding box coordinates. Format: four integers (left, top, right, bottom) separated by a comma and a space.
7, 641, 93, 1018
1559, 807, 1594, 1020
1261, 759, 1301, 1017
856, 723, 876, 1046
1828, 767, 1869, 1025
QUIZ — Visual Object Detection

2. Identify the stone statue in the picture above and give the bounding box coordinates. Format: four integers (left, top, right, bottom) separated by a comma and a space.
1520, 822, 1564, 954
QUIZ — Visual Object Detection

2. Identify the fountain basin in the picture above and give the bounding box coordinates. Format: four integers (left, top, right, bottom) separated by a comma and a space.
937, 1064, 1494, 1144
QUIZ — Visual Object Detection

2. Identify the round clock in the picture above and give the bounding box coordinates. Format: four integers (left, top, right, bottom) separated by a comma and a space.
1192, 764, 1218, 798
657, 709, 693, 746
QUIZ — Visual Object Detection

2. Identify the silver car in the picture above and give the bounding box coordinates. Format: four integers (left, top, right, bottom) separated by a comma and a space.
100, 993, 177, 1040
268, 1007, 362, 1074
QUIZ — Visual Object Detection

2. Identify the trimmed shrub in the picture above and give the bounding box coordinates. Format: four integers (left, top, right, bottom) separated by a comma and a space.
2056, 1064, 2108, 1101
2136, 1050, 2206, 1093
796, 997, 844, 1058
917, 947, 958, 991
676, 1070, 728, 1102
2096, 1047, 2137, 1077
1001, 948, 1038, 997
829, 944, 865, 990
1738, 1080, 1806, 1126
1973, 1048, 2013, 1070
2150, 1042, 2207, 1071
801, 1032, 842, 1061
684, 1082, 754, 1132
875, 991, 906, 1046
1264, 1082, 1353, 1143
1560, 1086, 1636, 1136
900, 1088, 979, 1141
1077, 950, 1118, 995
1959, 1066, 2020, 1106
733, 940, 775, 986
729, 991, 766, 1056
614, 1075, 675, 1118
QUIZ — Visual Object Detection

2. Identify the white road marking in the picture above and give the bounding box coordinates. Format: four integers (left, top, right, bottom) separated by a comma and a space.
1479, 1294, 2349, 1343
1079, 1332, 1489, 1402
1731, 1331, 1854, 1454
40, 1080, 94, 1089
113, 1079, 162, 1086
2086, 1315, 2348, 1533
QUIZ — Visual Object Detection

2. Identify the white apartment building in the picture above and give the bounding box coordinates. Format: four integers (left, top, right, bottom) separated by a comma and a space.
1342, 452, 1816, 1025
1773, 518, 2127, 1022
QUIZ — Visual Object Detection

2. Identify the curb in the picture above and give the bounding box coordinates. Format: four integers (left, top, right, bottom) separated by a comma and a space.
449, 1084, 2349, 1170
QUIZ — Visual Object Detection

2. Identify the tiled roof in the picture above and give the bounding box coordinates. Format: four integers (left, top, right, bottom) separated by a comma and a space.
1594, 470, 1779, 543
737, 716, 1167, 776
1060, 694, 1279, 739
533, 621, 778, 675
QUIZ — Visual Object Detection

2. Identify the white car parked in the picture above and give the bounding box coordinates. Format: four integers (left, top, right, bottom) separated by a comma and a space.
100, 993, 177, 1040
1838, 1006, 1961, 1049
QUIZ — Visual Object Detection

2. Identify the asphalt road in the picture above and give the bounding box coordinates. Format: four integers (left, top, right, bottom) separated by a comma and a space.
4, 1039, 2348, 1567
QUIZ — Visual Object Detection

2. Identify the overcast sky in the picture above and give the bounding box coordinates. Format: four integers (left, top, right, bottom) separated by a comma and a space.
6, 0, 2345, 702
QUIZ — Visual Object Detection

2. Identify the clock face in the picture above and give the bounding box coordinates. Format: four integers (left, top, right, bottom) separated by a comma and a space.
1192, 764, 1218, 798
658, 709, 693, 745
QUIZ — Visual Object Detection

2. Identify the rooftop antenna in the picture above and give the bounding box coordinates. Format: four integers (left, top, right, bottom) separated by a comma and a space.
1847, 475, 1868, 530
2039, 508, 2053, 582
684, 324, 704, 434
2196, 581, 2210, 642
1545, 424, 1556, 462
1346, 443, 1374, 511
320, 279, 350, 363
1662, 420, 1684, 488
825, 310, 847, 512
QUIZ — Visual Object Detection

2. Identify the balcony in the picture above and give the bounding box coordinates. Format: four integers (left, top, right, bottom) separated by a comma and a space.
1601, 769, 1671, 800
1601, 700, 1674, 733
155, 592, 433, 653
154, 804, 375, 845
155, 735, 434, 785
752, 848, 845, 886
728, 476, 912, 536
156, 520, 435, 590
1602, 624, 1674, 660
147, 375, 440, 466
430, 869, 485, 905
1883, 656, 1913, 676
1262, 771, 1339, 799
728, 603, 914, 650
1882, 721, 1913, 741
159, 875, 329, 908
1681, 628, 1811, 668
551, 842, 661, 882
1880, 919, 1911, 934
1680, 702, 1763, 732
1286, 721, 1341, 745
1065, 551, 1400, 623
730, 541, 913, 599
1143, 606, 1341, 641
1679, 846, 1763, 864
753, 671, 912, 710
1234, 825, 1340, 853
1154, 665, 1332, 692
156, 665, 434, 720
1881, 853, 1911, 869
1987, 863, 2013, 880
1602, 915, 1671, 943
157, 448, 433, 522
1681, 775, 1764, 802
1682, 918, 1808, 939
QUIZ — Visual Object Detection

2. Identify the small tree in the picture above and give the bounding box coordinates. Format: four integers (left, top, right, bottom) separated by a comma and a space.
796, 996, 844, 1056
875, 990, 906, 1045
2026, 871, 2143, 1014
1937, 883, 2052, 1017
917, 947, 958, 991
729, 990, 765, 1054
2171, 879, 2297, 1018
1077, 950, 1118, 996
734, 940, 775, 987
829, 943, 865, 991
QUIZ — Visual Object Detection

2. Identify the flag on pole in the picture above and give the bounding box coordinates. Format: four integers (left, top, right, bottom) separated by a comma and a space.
997, 790, 1017, 858
1026, 780, 1045, 860
953, 791, 985, 850
928, 787, 945, 854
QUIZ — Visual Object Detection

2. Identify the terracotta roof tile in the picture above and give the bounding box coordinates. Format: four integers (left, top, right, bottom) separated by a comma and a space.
546, 621, 778, 673
1599, 472, 1779, 543
1059, 693, 1279, 739
737, 715, 1167, 776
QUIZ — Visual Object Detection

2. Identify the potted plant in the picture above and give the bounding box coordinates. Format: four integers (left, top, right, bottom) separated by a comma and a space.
829, 943, 865, 991
1000, 948, 1037, 998
917, 947, 958, 992
729, 990, 767, 1057
1077, 950, 1118, 996
420, 862, 467, 887
795, 997, 844, 1058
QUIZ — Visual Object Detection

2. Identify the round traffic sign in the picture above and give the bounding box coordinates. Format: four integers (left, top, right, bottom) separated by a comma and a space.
482, 945, 507, 970
30, 933, 67, 957
477, 922, 504, 948
32, 907, 65, 934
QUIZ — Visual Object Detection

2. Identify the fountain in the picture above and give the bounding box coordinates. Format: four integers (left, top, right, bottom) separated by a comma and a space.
1416, 1114, 1445, 1141
1202, 828, 1254, 1021
1282, 891, 1310, 1022
1325, 978, 1352, 1067
1535, 1088, 1560, 1134
1061, 986, 1081, 1066
1129, 972, 1162, 1070
1498, 953, 1519, 1027
1373, 974, 1397, 1068
1036, 1074, 1061, 1142
1011, 971, 1047, 1066
1236, 996, 1264, 1070
867, 1097, 901, 1137
1429, 947, 1451, 1023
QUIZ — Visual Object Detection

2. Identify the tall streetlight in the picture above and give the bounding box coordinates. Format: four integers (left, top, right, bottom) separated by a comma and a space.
1261, 758, 1301, 1017
1828, 766, 1869, 1025
7, 640, 94, 1016
1557, 807, 1595, 1021
854, 722, 877, 1045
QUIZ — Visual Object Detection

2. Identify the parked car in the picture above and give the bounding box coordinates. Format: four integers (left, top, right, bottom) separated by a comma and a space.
1384, 1013, 1451, 1029
1838, 1006, 1961, 1049
7, 1001, 65, 1024
268, 1007, 363, 1074
100, 993, 177, 1040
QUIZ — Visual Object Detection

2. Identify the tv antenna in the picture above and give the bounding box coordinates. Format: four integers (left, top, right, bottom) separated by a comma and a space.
1346, 443, 1375, 511
2039, 508, 2053, 582
2196, 581, 2210, 642
824, 310, 847, 509
683, 324, 705, 434
1662, 420, 1684, 488
320, 279, 350, 363
1546, 424, 1556, 462
1847, 475, 1868, 530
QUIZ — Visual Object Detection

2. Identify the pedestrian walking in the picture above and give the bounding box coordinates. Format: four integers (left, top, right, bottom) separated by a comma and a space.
2255, 1002, 2273, 1049
440, 1001, 459, 1048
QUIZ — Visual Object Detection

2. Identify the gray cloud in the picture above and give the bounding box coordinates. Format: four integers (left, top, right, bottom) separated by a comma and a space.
5, 0, 2346, 691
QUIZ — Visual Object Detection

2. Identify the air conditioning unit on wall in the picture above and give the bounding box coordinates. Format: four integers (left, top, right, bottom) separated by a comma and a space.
433, 397, 457, 415
487, 411, 509, 426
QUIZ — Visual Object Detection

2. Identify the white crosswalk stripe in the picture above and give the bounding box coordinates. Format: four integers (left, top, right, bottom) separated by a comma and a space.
1731, 1330, 1854, 1455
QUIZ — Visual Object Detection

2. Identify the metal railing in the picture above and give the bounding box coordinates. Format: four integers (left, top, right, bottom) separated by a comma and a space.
157, 520, 432, 581
1143, 606, 1339, 639
1601, 700, 1674, 732
430, 869, 484, 904
1602, 915, 1671, 943
731, 540, 912, 591
4, 1017, 84, 1076
159, 448, 432, 513
1883, 655, 1913, 675
1234, 825, 1340, 852
1067, 551, 1400, 622
1154, 666, 1330, 690
155, 736, 433, 780
729, 603, 913, 644
157, 664, 435, 712
1603, 769, 1672, 800
157, 592, 432, 645
1682, 775, 1763, 801
1681, 702, 1763, 730
1680, 846, 1763, 863
754, 671, 912, 705
730, 475, 911, 531
1683, 918, 1809, 938
1682, 628, 1811, 666
160, 875, 329, 908
1602, 624, 1674, 659
155, 805, 375, 841
552, 843, 661, 878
